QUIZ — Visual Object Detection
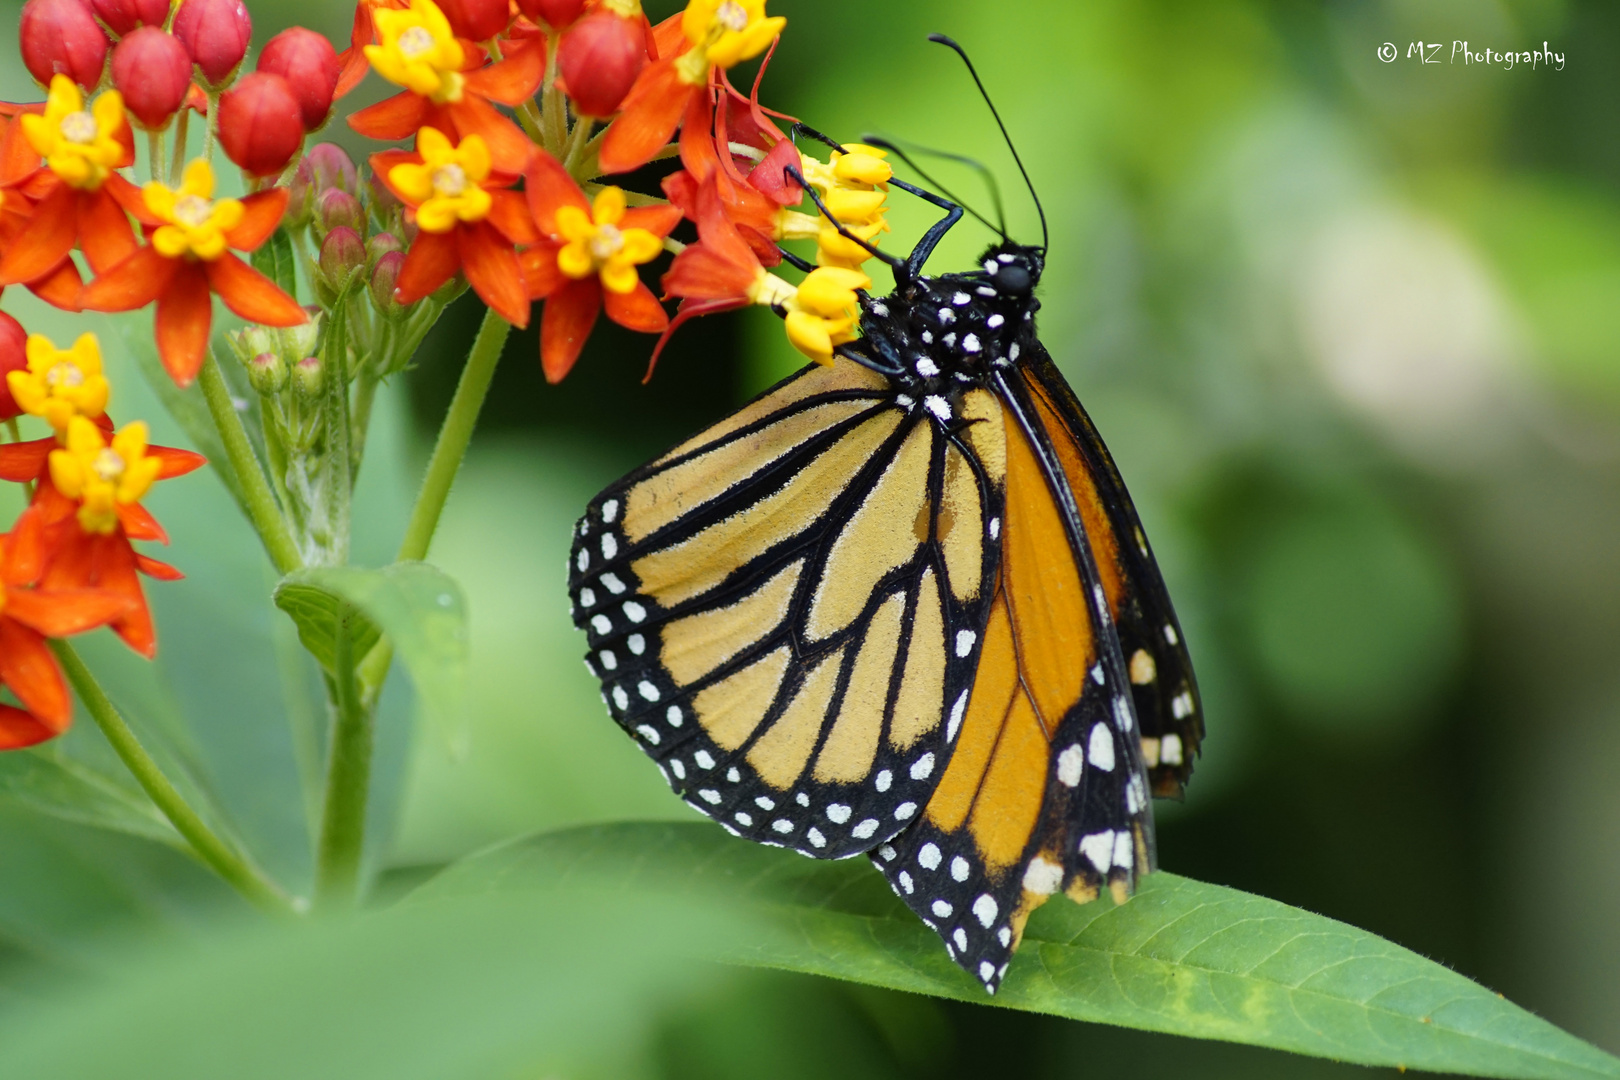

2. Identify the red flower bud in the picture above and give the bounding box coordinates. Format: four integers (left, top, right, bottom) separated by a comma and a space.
90, 0, 169, 37
558, 9, 645, 119
436, 0, 509, 42
111, 28, 192, 130
257, 27, 340, 133
171, 0, 252, 87
19, 0, 109, 91
370, 250, 405, 314
517, 0, 586, 30
0, 311, 28, 421
217, 72, 304, 177
320, 226, 366, 286
316, 188, 364, 236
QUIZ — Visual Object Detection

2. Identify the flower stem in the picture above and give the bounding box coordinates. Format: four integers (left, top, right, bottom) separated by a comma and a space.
169, 107, 189, 185
51, 641, 298, 916
312, 605, 371, 908
199, 354, 303, 575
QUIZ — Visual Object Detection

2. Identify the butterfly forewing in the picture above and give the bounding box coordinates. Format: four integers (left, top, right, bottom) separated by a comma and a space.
568, 359, 1003, 859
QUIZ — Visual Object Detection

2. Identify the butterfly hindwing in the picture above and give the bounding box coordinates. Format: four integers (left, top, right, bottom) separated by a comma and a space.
568, 359, 1003, 859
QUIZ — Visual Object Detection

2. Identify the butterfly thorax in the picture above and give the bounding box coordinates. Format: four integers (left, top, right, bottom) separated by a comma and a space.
850, 242, 1045, 419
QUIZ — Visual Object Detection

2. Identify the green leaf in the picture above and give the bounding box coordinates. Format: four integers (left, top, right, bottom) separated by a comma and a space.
417, 822, 1620, 1080
0, 749, 179, 847
273, 562, 468, 743
251, 227, 299, 304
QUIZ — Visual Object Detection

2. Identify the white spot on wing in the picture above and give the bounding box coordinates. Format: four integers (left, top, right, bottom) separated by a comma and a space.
910, 753, 935, 780
579, 587, 596, 607
826, 804, 852, 824
599, 650, 617, 671
601, 534, 618, 559
1088, 724, 1116, 771
623, 601, 647, 623
772, 819, 794, 834
924, 395, 951, 422
973, 894, 998, 927
875, 769, 892, 792
1079, 831, 1114, 873
601, 499, 619, 523
932, 899, 954, 917
1113, 830, 1134, 868
988, 517, 1000, 539
1113, 695, 1133, 731
600, 572, 626, 594
636, 724, 660, 745
1172, 690, 1195, 719
895, 801, 916, 820
1056, 745, 1084, 787
955, 629, 976, 657
947, 691, 969, 742
918, 843, 942, 870
851, 818, 879, 840
665, 704, 681, 726
638, 680, 660, 702
694, 750, 715, 769
1161, 733, 1184, 765
1164, 623, 1179, 645
951, 856, 970, 882
1023, 855, 1063, 896
628, 633, 646, 656
699, 789, 722, 805
612, 685, 629, 710
899, 870, 914, 893
954, 927, 968, 951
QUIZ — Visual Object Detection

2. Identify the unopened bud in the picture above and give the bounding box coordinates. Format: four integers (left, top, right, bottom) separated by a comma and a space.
226, 323, 276, 363
319, 226, 365, 287
306, 142, 359, 195
369, 251, 405, 316
257, 27, 339, 133
368, 169, 402, 222
558, 10, 645, 118
20, 0, 109, 90
172, 0, 252, 87
315, 188, 364, 237
366, 232, 403, 268
517, 0, 586, 30
292, 356, 324, 398
245, 351, 288, 395
278, 316, 320, 360
0, 311, 29, 421
436, 0, 509, 42
218, 73, 304, 177
111, 28, 192, 130
91, 0, 169, 36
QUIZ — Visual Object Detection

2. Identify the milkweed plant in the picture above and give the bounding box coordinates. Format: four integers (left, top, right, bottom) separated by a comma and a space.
0, 1, 1612, 1077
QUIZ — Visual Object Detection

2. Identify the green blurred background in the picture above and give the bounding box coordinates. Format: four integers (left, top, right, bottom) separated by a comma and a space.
2, 0, 1618, 1075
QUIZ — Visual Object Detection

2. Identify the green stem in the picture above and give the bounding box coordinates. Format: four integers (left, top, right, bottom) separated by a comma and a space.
145, 129, 164, 186
540, 35, 566, 158
52, 642, 297, 915
350, 369, 380, 481
201, 91, 220, 165
561, 117, 597, 175
199, 354, 303, 575
169, 107, 189, 185
312, 606, 371, 908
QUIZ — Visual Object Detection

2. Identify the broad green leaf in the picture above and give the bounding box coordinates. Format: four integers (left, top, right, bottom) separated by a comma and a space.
274, 562, 468, 744
251, 228, 299, 303
0, 749, 178, 847
417, 822, 1620, 1080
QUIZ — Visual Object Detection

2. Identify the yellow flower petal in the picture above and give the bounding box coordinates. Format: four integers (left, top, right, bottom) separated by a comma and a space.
599, 260, 640, 295
591, 186, 627, 227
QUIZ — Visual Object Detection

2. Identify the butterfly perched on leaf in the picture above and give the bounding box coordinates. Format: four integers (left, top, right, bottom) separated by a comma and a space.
567, 44, 1202, 995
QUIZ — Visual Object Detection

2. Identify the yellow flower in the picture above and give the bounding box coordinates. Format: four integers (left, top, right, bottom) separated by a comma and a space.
676, 0, 785, 83
6, 333, 111, 434
555, 186, 663, 294
19, 75, 128, 191
800, 143, 893, 193
366, 0, 467, 103
144, 160, 246, 262
48, 418, 162, 535
795, 145, 893, 269
783, 266, 870, 365
389, 128, 493, 232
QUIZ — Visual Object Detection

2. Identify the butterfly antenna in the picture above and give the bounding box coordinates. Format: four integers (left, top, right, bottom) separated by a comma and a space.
859, 135, 1007, 239
927, 33, 1046, 250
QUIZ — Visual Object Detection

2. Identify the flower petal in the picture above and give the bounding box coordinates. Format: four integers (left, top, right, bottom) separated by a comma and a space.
0, 181, 76, 286
2, 586, 132, 637
519, 240, 568, 299
0, 703, 59, 749
458, 220, 529, 328
597, 60, 693, 175
26, 257, 83, 312
0, 437, 53, 483
395, 228, 461, 305
135, 553, 184, 581
463, 36, 546, 105
603, 279, 669, 334
223, 188, 289, 252
80, 246, 179, 312
368, 149, 422, 205
103, 172, 162, 227
486, 188, 538, 245
154, 263, 213, 386
95, 535, 155, 658
348, 90, 431, 141
205, 253, 306, 326
148, 444, 208, 479
76, 187, 138, 275
540, 278, 601, 384
622, 204, 684, 239
0, 617, 69, 729
524, 150, 591, 237
444, 97, 532, 177
116, 501, 168, 544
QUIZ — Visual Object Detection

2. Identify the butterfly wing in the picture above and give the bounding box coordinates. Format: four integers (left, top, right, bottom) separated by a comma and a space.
568, 358, 1003, 858
1018, 350, 1204, 797
868, 363, 1155, 993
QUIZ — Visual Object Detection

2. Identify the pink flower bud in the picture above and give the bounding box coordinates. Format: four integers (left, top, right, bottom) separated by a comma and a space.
217, 72, 304, 177
558, 10, 645, 119
0, 311, 28, 421
111, 28, 192, 130
257, 27, 339, 133
366, 232, 403, 267
517, 0, 586, 30
436, 0, 509, 42
172, 0, 252, 87
304, 142, 360, 195
90, 0, 169, 37
320, 226, 366, 287
20, 0, 109, 91
370, 250, 405, 314
316, 188, 364, 236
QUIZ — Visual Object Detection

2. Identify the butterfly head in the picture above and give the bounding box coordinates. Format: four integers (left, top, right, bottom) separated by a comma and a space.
979, 242, 1044, 299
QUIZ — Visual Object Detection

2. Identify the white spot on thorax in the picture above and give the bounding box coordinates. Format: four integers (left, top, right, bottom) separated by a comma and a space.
938, 307, 955, 323
915, 356, 939, 378
986, 313, 1004, 329
951, 292, 970, 305
924, 396, 951, 422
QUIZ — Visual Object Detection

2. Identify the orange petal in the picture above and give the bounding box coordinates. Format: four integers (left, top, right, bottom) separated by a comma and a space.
444, 97, 533, 177
205, 253, 306, 326
597, 60, 692, 175
0, 617, 70, 729
80, 246, 178, 312
0, 181, 76, 286
104, 172, 163, 227
95, 535, 156, 659
621, 203, 683, 239
77, 187, 138, 275
540, 278, 601, 383
0, 437, 53, 483
395, 229, 460, 305
458, 220, 529, 328
524, 150, 590, 236
148, 444, 208, 479
26, 257, 83, 312
0, 703, 59, 749
487, 188, 538, 245
519, 240, 567, 299
662, 241, 754, 301
2, 586, 133, 638
649, 12, 686, 61
464, 36, 545, 105
116, 501, 168, 544
334, 4, 375, 98
135, 553, 184, 581
224, 188, 288, 253
604, 278, 669, 334
348, 91, 431, 141
0, 111, 42, 187
368, 149, 422, 206
154, 263, 213, 386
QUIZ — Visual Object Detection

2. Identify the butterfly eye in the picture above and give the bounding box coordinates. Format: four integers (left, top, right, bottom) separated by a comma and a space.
993, 264, 1032, 294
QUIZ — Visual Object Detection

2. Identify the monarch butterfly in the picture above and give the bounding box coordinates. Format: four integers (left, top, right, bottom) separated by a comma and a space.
567, 39, 1202, 994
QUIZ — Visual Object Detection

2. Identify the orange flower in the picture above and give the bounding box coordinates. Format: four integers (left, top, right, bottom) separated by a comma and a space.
0, 77, 144, 307
520, 149, 678, 382
347, 0, 544, 177
372, 128, 536, 327
77, 160, 306, 386
0, 529, 134, 750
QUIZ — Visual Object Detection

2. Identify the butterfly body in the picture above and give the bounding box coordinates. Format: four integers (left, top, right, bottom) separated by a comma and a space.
568, 239, 1201, 992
